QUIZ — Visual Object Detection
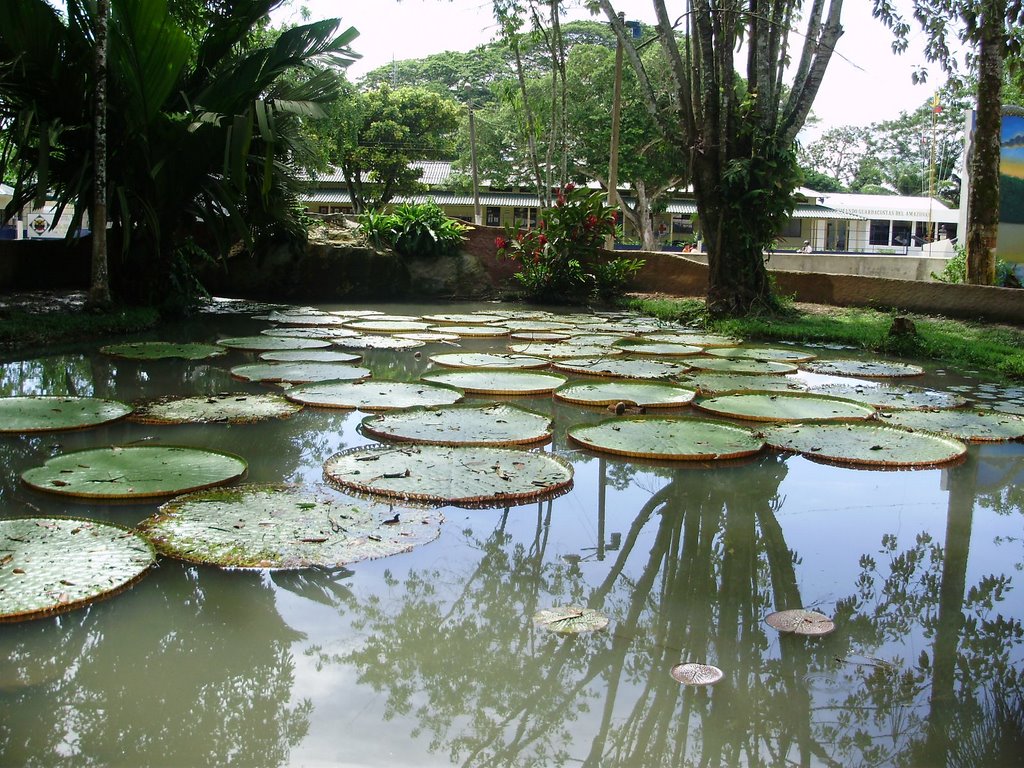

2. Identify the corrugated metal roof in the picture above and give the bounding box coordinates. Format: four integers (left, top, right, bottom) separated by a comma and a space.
792, 203, 862, 220
821, 192, 959, 222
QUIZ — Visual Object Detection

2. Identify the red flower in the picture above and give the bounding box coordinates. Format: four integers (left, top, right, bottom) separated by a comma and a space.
532, 252, 540, 264
556, 193, 566, 206
565, 182, 576, 192
538, 234, 547, 245
584, 214, 598, 230
495, 236, 507, 250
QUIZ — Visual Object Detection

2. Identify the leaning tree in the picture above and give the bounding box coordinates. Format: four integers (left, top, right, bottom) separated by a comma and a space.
593, 0, 844, 316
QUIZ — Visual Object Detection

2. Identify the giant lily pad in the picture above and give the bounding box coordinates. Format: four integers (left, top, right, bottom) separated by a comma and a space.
680, 373, 808, 396
507, 343, 622, 359
0, 396, 132, 432
806, 382, 968, 410
285, 380, 464, 410
764, 422, 967, 467
138, 484, 442, 569
765, 609, 836, 637
100, 341, 227, 360
687, 357, 799, 375
229, 361, 371, 384
266, 310, 350, 326
333, 335, 425, 350
551, 358, 690, 379
694, 392, 876, 422
706, 346, 817, 363
801, 359, 925, 378
217, 335, 331, 351
422, 312, 506, 325
0, 517, 156, 622
554, 381, 697, 409
323, 444, 573, 507
259, 349, 361, 363
429, 352, 550, 369
429, 325, 507, 337
670, 663, 725, 686
129, 393, 303, 425
533, 606, 609, 634
21, 446, 248, 499
421, 369, 567, 395
646, 332, 740, 348
262, 326, 356, 339
613, 341, 702, 357
508, 331, 572, 342
343, 320, 432, 334
568, 417, 764, 461
361, 403, 552, 446
880, 408, 1024, 442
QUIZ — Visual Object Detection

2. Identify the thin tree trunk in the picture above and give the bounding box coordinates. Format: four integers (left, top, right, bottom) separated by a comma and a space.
89, 0, 111, 308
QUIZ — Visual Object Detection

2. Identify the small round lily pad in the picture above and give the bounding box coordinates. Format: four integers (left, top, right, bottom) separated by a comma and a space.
323, 444, 573, 507
285, 380, 464, 410
21, 445, 248, 500
568, 417, 764, 461
0, 517, 156, 622
360, 403, 553, 446
229, 361, 371, 384
0, 396, 133, 432
217, 335, 331, 351
693, 392, 876, 422
765, 609, 836, 637
670, 663, 724, 686
806, 383, 968, 411
259, 349, 361, 363
554, 381, 697, 409
100, 341, 227, 360
533, 606, 609, 634
421, 369, 568, 396
551, 358, 689, 379
880, 408, 1024, 442
801, 359, 925, 378
764, 422, 967, 467
129, 393, 303, 424
687, 357, 798, 375
138, 484, 442, 569
429, 352, 550, 369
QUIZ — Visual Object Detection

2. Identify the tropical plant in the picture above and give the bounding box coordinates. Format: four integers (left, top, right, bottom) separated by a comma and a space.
357, 202, 470, 258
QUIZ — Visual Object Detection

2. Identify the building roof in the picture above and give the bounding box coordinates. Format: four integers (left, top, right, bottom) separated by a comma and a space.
821, 193, 959, 222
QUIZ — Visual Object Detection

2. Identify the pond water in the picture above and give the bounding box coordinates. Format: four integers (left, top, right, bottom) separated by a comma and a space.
1, 300, 1023, 767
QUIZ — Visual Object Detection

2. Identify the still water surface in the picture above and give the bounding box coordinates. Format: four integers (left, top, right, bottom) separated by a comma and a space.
1, 301, 1023, 767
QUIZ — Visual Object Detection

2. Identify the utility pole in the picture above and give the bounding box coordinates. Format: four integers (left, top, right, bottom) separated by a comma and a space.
605, 11, 625, 250
468, 105, 482, 226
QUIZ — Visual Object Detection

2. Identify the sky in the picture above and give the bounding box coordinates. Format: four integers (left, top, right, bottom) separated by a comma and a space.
272, 0, 959, 140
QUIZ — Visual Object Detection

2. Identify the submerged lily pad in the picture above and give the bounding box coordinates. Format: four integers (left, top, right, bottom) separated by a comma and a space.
694, 392, 876, 422
361, 403, 552, 446
0, 517, 156, 622
21, 446, 248, 499
533, 606, 609, 634
100, 341, 227, 360
880, 408, 1024, 442
421, 369, 567, 395
551, 358, 690, 379
764, 422, 966, 467
285, 380, 464, 410
670, 663, 725, 686
765, 609, 836, 637
687, 357, 799, 375
138, 484, 442, 569
568, 417, 764, 461
259, 349, 361, 363
801, 359, 925, 378
806, 382, 968, 411
217, 335, 331, 351
229, 361, 371, 384
0, 396, 133, 432
129, 393, 303, 424
323, 444, 573, 507
554, 381, 697, 409
429, 352, 550, 369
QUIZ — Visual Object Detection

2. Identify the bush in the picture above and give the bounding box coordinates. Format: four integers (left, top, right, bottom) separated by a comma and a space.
357, 202, 470, 258
496, 184, 644, 304
932, 245, 1021, 288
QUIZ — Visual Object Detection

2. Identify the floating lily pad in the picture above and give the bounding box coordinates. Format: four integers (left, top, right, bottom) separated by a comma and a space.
138, 484, 442, 569
428, 325, 507, 337
764, 422, 966, 467
343, 320, 433, 334
0, 517, 156, 622
646, 332, 740, 348
285, 380, 464, 410
394, 331, 461, 342
420, 369, 568, 395
22, 445, 247, 500
568, 417, 764, 461
806, 383, 968, 410
100, 341, 227, 360
327, 309, 385, 318
429, 352, 550, 369
129, 393, 303, 424
333, 335, 425, 350
421, 312, 506, 325
801, 359, 925, 378
509, 331, 573, 342
706, 346, 817, 363
323, 444, 573, 507
670, 663, 724, 686
262, 326, 358, 339
229, 361, 371, 384
687, 357, 799, 375
880, 408, 1024, 442
361, 403, 552, 446
680, 373, 808, 395
507, 343, 622, 359
0, 396, 133, 432
266, 311, 350, 326
613, 341, 702, 357
501, 320, 574, 332
694, 392, 876, 422
217, 335, 331, 351
765, 609, 836, 637
533, 606, 609, 634
554, 381, 697, 409
552, 358, 690, 380
259, 349, 361, 363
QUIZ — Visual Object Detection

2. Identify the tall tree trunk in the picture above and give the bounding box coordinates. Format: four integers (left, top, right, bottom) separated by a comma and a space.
88, 0, 111, 308
966, 0, 1004, 285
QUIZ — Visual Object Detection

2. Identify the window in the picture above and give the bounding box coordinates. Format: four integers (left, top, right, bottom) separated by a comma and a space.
869, 220, 890, 246
486, 207, 501, 226
671, 214, 694, 235
513, 207, 537, 228
778, 218, 802, 238
891, 220, 911, 247
318, 206, 329, 214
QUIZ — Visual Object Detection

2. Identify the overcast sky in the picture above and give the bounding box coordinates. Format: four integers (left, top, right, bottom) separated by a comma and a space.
273, 0, 959, 139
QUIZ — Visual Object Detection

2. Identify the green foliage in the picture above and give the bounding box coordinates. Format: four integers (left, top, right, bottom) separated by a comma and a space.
932, 245, 1021, 287
497, 184, 642, 303
0, 306, 159, 352
357, 202, 470, 258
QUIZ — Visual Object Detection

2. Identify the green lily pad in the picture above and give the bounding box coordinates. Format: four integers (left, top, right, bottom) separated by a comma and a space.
706, 346, 817, 363
229, 361, 371, 384
687, 357, 799, 375
0, 517, 156, 622
501, 320, 574, 332
0, 396, 133, 432
137, 484, 442, 569
680, 373, 808, 396
217, 335, 331, 351
333, 335, 425, 350
361, 403, 553, 446
806, 383, 968, 410
327, 309, 385, 318
323, 444, 573, 507
507, 343, 623, 359
880, 408, 1024, 442
129, 393, 303, 425
551, 358, 690, 379
266, 310, 350, 326
763, 422, 967, 467
420, 369, 568, 395
428, 325, 507, 337
801, 359, 925, 378
262, 326, 357, 339
285, 380, 464, 410
765, 609, 836, 637
99, 341, 227, 360
429, 352, 550, 369
568, 417, 764, 461
693, 392, 876, 422
613, 341, 702, 357
554, 381, 697, 409
259, 349, 361, 363
395, 332, 460, 342
670, 663, 725, 685
21, 446, 248, 500
508, 331, 573, 342
343, 320, 433, 334
533, 606, 609, 634
646, 332, 740, 348
421, 312, 506, 325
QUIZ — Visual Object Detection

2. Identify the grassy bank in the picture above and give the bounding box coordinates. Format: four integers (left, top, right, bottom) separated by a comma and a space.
0, 306, 160, 355
625, 296, 1024, 380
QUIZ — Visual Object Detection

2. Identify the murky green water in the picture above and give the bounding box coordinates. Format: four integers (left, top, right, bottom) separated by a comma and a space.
1, 301, 1023, 767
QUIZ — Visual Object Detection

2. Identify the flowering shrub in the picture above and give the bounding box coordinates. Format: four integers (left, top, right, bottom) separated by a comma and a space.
496, 184, 644, 303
